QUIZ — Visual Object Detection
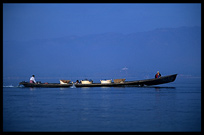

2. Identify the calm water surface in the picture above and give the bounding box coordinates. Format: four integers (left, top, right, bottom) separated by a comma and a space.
3, 77, 201, 132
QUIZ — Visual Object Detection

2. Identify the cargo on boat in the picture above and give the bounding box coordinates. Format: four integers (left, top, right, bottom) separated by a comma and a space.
113, 78, 126, 83
100, 79, 112, 84
81, 79, 93, 84
60, 80, 71, 84
19, 74, 177, 88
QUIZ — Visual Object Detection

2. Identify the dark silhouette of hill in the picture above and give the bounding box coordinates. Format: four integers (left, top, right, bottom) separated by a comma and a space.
3, 26, 201, 78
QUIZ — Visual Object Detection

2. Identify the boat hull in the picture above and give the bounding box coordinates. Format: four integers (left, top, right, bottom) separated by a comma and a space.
19, 74, 177, 88
19, 82, 73, 88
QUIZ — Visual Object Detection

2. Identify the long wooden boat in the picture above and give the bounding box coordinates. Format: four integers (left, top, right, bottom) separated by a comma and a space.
19, 74, 177, 88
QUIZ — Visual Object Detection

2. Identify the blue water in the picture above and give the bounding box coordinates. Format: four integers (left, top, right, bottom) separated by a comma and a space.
3, 77, 201, 132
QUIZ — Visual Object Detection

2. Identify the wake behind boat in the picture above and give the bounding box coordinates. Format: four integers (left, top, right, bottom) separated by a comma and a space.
19, 74, 177, 88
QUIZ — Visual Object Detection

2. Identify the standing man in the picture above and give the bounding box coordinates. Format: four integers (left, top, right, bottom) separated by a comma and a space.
155, 71, 161, 78
30, 75, 36, 83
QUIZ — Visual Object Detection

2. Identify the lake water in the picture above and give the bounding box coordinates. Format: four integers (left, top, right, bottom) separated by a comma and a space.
3, 76, 201, 132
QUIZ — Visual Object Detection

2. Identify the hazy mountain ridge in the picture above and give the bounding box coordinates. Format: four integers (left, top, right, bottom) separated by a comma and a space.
3, 26, 201, 78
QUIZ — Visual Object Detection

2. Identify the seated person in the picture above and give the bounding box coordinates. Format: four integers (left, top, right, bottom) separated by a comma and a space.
75, 80, 80, 84
155, 71, 161, 78
30, 75, 36, 83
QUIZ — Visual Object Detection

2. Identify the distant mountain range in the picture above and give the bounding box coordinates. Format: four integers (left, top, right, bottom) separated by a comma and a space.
4, 26, 201, 79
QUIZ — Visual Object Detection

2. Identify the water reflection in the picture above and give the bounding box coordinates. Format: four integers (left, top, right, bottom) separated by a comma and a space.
136, 86, 176, 90
60, 87, 70, 90
29, 87, 36, 91
153, 86, 176, 91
